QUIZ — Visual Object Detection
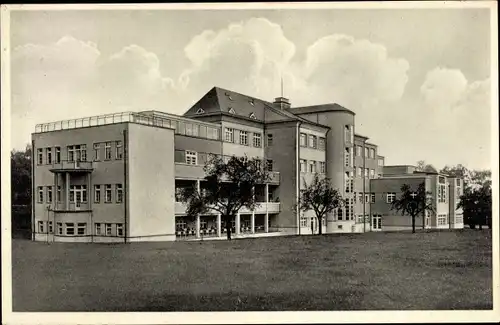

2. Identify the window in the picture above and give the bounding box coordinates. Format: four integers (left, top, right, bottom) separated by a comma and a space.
47, 186, 53, 203
438, 176, 446, 184
95, 223, 102, 236
117, 224, 124, 237
69, 185, 87, 204
200, 219, 208, 230
185, 151, 197, 165
46, 148, 52, 164
318, 137, 326, 150
105, 184, 112, 203
116, 141, 123, 159
228, 107, 235, 114
37, 149, 43, 165
300, 159, 307, 172
386, 192, 396, 203
300, 217, 307, 227
320, 162, 326, 173
370, 169, 375, 178
176, 219, 187, 231
106, 224, 112, 236
196, 108, 205, 114
372, 215, 382, 230
364, 168, 369, 178
378, 158, 384, 167
267, 134, 273, 146
344, 148, 350, 167
94, 185, 101, 203
309, 161, 316, 173
77, 223, 86, 235
345, 172, 352, 193
358, 193, 364, 203
116, 184, 123, 203
37, 186, 44, 203
225, 128, 234, 143
437, 214, 448, 226
66, 223, 75, 235
438, 184, 447, 203
309, 135, 317, 149
93, 143, 100, 161
253, 133, 262, 147
365, 147, 369, 157
249, 99, 255, 106
266, 160, 273, 172
370, 148, 375, 159
105, 142, 112, 160
80, 144, 87, 161
55, 147, 61, 163
338, 207, 344, 221
249, 112, 256, 119
371, 193, 375, 203
239, 130, 248, 145
38, 221, 44, 233
57, 222, 63, 235
356, 145, 362, 156
365, 194, 370, 203
456, 179, 461, 186
300, 133, 307, 147
68, 144, 86, 162
57, 186, 61, 202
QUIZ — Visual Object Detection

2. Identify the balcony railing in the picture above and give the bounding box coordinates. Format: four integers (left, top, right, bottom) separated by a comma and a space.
49, 160, 94, 172
175, 201, 280, 215
35, 111, 222, 142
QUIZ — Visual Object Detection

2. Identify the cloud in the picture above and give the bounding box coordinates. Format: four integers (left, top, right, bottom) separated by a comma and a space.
180, 17, 296, 101
418, 68, 491, 169
97, 44, 177, 110
10, 36, 180, 150
301, 34, 410, 108
420, 67, 468, 109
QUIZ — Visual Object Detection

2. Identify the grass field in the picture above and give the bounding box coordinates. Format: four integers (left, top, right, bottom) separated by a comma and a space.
12, 229, 492, 311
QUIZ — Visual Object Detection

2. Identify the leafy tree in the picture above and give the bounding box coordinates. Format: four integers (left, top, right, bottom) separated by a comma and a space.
11, 144, 32, 205
297, 174, 344, 235
458, 183, 492, 230
391, 182, 434, 233
441, 164, 491, 189
180, 155, 270, 240
415, 160, 430, 172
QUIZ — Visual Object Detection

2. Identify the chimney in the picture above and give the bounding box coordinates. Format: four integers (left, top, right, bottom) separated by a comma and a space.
273, 97, 291, 110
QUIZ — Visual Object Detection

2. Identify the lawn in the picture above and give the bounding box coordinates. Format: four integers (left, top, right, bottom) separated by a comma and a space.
12, 229, 492, 311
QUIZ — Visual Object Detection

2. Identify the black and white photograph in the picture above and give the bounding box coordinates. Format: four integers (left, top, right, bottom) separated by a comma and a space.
1, 2, 498, 324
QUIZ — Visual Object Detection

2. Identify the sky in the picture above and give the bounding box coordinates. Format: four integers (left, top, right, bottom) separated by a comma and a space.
8, 5, 494, 171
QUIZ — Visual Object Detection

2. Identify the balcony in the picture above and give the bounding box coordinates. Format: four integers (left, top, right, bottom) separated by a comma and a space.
175, 201, 280, 215
49, 160, 94, 173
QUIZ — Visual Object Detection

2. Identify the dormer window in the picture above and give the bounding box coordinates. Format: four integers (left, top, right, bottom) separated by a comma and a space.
249, 99, 255, 106
196, 108, 205, 114
228, 107, 235, 114
249, 112, 256, 119
225, 92, 233, 101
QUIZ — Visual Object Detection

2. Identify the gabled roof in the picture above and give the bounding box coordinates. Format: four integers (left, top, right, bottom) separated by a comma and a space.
183, 86, 327, 128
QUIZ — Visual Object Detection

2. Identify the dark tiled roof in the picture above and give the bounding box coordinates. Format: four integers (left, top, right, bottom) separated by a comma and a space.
288, 103, 355, 116
183, 86, 327, 127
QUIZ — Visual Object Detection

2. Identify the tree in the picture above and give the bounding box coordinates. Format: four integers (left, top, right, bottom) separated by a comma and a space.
441, 164, 491, 189
391, 182, 434, 233
11, 144, 32, 205
457, 183, 492, 230
180, 155, 270, 240
297, 174, 344, 235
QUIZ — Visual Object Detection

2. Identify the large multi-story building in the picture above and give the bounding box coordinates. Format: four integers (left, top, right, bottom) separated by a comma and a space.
31, 86, 463, 243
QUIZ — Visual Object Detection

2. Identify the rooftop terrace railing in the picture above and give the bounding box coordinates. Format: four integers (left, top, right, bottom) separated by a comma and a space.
35, 111, 222, 141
